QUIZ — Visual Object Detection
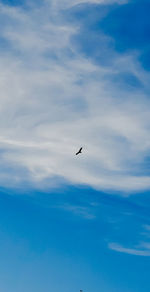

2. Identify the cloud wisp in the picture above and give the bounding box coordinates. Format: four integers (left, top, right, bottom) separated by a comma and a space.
109, 242, 150, 257
108, 224, 150, 257
58, 203, 96, 219
0, 0, 150, 192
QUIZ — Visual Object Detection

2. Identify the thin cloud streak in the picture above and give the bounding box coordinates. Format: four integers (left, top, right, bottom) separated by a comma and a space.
109, 242, 150, 256
49, 0, 128, 9
58, 204, 96, 219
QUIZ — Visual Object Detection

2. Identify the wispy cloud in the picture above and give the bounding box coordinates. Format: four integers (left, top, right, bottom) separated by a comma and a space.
49, 0, 128, 9
0, 0, 150, 192
58, 204, 96, 219
144, 225, 150, 232
109, 242, 150, 256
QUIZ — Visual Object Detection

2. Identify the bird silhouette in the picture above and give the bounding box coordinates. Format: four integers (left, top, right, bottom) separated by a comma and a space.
76, 147, 83, 155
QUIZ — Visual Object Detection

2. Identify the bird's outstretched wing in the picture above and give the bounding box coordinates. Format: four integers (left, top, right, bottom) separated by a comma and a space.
76, 147, 83, 155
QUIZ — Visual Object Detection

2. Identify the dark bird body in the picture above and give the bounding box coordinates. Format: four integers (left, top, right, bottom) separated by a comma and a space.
76, 147, 83, 155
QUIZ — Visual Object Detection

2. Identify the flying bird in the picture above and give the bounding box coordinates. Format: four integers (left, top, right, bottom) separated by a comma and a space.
76, 147, 83, 155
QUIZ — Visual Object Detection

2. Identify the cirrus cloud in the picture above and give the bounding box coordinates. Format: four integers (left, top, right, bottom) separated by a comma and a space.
109, 242, 150, 256
0, 0, 150, 192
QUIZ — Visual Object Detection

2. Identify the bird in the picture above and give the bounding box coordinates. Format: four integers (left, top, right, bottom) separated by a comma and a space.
76, 147, 83, 155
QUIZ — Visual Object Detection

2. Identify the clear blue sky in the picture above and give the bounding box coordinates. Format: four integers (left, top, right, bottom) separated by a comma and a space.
0, 0, 150, 291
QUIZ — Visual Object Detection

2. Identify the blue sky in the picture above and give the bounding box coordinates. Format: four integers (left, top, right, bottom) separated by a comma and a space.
0, 0, 150, 291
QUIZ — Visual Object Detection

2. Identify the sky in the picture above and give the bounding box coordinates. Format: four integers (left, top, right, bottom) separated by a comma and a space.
0, 0, 150, 291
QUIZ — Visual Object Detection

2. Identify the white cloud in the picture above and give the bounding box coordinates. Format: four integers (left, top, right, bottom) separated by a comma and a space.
109, 243, 150, 256
109, 242, 150, 256
0, 0, 149, 192
58, 204, 96, 219
48, 0, 128, 10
